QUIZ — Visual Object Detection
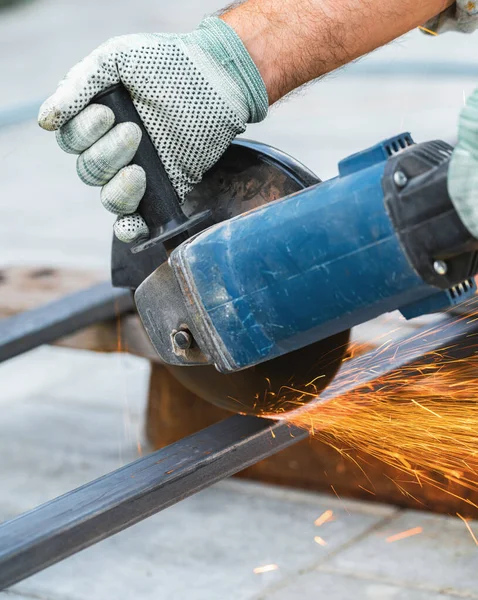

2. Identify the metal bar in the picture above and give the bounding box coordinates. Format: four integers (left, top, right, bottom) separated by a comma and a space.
0, 415, 306, 589
0, 282, 134, 363
0, 310, 477, 589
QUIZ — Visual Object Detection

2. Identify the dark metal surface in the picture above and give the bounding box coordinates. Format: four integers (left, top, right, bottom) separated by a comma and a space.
0, 282, 134, 363
0, 308, 477, 589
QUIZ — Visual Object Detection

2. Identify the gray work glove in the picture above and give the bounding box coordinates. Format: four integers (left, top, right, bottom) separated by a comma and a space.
38, 17, 268, 242
448, 88, 478, 237
422, 3, 478, 239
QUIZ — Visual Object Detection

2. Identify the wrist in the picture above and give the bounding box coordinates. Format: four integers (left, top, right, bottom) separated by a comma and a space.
220, 8, 282, 104
192, 17, 268, 123
221, 3, 305, 104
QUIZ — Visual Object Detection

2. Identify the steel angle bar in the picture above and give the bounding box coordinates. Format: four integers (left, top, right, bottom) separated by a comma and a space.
0, 282, 134, 363
1, 310, 478, 589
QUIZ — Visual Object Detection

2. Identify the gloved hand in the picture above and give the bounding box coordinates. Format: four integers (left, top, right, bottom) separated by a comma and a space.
38, 17, 268, 242
448, 88, 478, 238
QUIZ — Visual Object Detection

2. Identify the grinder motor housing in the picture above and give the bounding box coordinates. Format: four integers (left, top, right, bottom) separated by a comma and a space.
95, 84, 478, 413
136, 133, 478, 373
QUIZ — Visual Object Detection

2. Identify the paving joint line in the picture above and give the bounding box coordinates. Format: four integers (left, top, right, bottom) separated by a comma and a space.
316, 565, 478, 599
2, 588, 73, 600
253, 509, 402, 600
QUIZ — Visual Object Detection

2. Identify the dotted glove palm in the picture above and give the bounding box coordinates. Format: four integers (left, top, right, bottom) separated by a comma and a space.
38, 17, 268, 242
448, 88, 478, 238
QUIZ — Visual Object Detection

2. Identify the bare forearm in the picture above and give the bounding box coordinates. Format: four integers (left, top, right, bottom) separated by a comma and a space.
221, 0, 453, 103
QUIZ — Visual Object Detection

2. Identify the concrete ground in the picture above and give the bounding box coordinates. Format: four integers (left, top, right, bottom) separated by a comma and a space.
1, 0, 478, 598
1, 346, 478, 600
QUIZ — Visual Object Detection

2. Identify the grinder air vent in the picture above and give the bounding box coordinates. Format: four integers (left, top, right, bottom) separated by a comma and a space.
449, 278, 476, 300
409, 140, 453, 167
384, 134, 414, 157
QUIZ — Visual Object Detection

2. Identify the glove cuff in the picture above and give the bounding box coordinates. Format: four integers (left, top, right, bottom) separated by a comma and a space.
197, 17, 268, 123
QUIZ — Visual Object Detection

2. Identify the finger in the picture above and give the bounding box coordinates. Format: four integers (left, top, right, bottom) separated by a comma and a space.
114, 213, 149, 243
76, 122, 141, 186
38, 38, 120, 131
101, 165, 146, 214
56, 104, 115, 154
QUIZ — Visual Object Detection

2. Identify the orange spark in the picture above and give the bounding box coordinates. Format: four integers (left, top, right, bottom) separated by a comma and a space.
418, 25, 438, 36
314, 536, 327, 546
253, 564, 279, 574
270, 296, 478, 512
357, 485, 376, 496
386, 526, 423, 543
457, 513, 478, 546
115, 299, 124, 352
410, 399, 442, 419
314, 510, 333, 527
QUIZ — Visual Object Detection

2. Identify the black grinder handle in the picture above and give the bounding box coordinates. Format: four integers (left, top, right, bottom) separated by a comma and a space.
93, 83, 187, 237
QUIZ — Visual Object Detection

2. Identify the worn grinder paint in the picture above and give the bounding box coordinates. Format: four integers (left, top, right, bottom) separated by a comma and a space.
136, 134, 478, 377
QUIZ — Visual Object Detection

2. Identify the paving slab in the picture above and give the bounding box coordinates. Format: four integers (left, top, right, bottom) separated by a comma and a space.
0, 346, 148, 516
5, 480, 395, 600
0, 346, 149, 410
1, 347, 477, 600
324, 509, 478, 598
260, 570, 463, 600
0, 346, 396, 600
37, 347, 150, 415
0, 397, 143, 517
1, 595, 55, 600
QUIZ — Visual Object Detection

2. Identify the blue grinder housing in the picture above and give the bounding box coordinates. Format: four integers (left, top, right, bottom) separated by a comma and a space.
136, 134, 478, 373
